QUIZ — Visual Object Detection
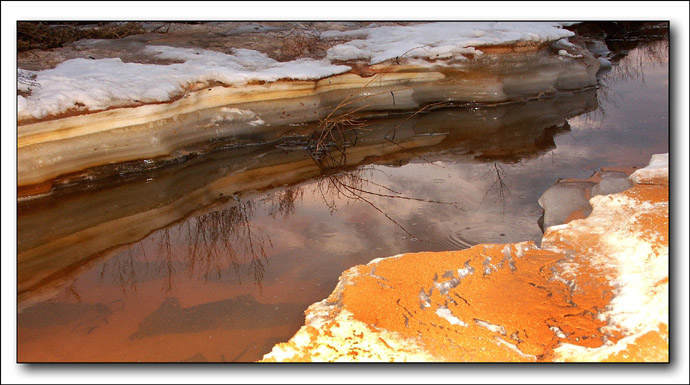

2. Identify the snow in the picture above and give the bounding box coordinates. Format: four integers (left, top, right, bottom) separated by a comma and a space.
546, 155, 669, 361
553, 193, 669, 360
324, 22, 574, 64
17, 22, 576, 121
17, 48, 350, 120
558, 49, 583, 58
631, 153, 669, 184
435, 306, 467, 326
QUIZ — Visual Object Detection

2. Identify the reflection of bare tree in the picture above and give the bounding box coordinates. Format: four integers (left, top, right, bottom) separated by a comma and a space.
585, 38, 668, 123
609, 40, 667, 84
182, 200, 271, 289
311, 166, 463, 241
99, 200, 272, 293
158, 229, 175, 292
263, 187, 304, 219
99, 243, 143, 294
482, 163, 511, 212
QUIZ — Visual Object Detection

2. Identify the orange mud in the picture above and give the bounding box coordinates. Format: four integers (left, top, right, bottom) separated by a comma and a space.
336, 244, 616, 362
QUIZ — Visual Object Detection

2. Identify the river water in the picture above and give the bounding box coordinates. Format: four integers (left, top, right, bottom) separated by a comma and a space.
17, 36, 668, 362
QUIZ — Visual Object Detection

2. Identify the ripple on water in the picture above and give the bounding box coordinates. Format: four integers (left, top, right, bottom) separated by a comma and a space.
442, 219, 542, 250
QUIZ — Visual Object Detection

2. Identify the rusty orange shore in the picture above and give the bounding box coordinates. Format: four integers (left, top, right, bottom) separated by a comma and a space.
261, 156, 669, 362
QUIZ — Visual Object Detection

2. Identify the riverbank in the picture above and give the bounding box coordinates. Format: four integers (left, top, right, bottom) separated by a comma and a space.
17, 22, 598, 195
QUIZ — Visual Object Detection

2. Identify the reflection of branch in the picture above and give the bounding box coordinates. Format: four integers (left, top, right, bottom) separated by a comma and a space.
263, 187, 304, 219
336, 173, 462, 208
312, 168, 464, 242
157, 229, 175, 293
588, 39, 668, 123
98, 243, 140, 294
482, 163, 511, 212
98, 200, 272, 293
326, 172, 417, 239
184, 201, 271, 288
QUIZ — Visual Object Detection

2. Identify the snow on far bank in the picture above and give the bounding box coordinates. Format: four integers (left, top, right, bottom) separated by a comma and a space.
17, 47, 350, 121
323, 22, 575, 63
18, 22, 575, 121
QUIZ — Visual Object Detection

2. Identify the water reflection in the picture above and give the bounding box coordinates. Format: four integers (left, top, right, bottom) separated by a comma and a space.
98, 200, 272, 294
17, 88, 596, 300
18, 299, 125, 334
95, 166, 465, 294
593, 39, 668, 123
264, 187, 304, 219
573, 22, 668, 124
482, 162, 511, 210
129, 295, 305, 340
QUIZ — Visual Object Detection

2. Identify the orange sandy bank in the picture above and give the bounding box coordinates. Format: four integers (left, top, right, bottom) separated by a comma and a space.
261, 154, 669, 362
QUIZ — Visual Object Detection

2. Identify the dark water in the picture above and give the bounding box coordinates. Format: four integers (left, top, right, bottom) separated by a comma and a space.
16, 39, 668, 362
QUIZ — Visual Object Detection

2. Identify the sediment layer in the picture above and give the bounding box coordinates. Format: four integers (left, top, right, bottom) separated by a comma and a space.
17, 41, 599, 193
261, 154, 668, 362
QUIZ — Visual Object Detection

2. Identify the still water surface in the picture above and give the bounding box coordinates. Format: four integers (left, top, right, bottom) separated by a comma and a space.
17, 40, 668, 362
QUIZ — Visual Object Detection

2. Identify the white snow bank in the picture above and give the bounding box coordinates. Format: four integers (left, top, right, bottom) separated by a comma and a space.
552, 191, 668, 361
548, 153, 669, 361
324, 22, 575, 64
631, 153, 668, 184
18, 22, 576, 121
18, 47, 350, 120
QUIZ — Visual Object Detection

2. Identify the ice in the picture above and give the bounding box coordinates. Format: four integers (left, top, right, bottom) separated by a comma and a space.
591, 172, 633, 197
538, 181, 595, 231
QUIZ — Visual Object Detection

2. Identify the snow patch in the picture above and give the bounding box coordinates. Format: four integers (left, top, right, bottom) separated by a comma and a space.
631, 153, 668, 184
435, 306, 467, 326
475, 319, 507, 335
325, 22, 574, 64
545, 157, 669, 361
558, 49, 583, 58
18, 47, 350, 120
